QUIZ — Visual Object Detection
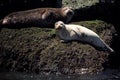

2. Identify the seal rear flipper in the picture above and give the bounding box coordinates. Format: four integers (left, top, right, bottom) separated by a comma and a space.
0, 19, 9, 29
60, 40, 70, 43
105, 45, 114, 53
0, 19, 3, 25
94, 45, 114, 53
0, 19, 3, 30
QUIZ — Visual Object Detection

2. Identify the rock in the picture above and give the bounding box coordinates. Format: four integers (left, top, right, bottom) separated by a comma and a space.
62, 0, 99, 9
0, 20, 116, 74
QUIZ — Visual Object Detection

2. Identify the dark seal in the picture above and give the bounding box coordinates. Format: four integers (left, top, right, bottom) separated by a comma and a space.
1, 7, 74, 28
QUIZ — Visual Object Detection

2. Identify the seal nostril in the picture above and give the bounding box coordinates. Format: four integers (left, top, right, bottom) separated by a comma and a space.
67, 11, 74, 15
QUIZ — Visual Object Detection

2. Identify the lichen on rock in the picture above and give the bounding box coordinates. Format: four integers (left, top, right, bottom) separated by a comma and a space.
62, 0, 99, 9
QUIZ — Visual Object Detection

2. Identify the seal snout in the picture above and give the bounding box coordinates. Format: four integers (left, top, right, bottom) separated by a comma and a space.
55, 21, 65, 30
67, 10, 74, 16
62, 6, 74, 16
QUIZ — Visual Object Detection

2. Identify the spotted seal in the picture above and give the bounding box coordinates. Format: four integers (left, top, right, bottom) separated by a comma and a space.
55, 21, 114, 52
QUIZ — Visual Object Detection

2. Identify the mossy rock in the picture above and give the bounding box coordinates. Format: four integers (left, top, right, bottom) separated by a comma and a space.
0, 20, 116, 74
62, 0, 99, 9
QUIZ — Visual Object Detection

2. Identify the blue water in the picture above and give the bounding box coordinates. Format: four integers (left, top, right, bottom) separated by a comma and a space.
0, 69, 120, 80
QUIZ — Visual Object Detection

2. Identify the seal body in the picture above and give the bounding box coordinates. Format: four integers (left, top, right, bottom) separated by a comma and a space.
1, 7, 74, 28
55, 21, 114, 52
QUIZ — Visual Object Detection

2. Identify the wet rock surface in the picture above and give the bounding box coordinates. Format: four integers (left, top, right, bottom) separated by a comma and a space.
0, 69, 120, 80
0, 20, 116, 74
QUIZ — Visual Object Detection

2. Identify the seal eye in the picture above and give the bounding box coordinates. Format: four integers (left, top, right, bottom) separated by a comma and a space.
55, 23, 58, 26
60, 23, 64, 26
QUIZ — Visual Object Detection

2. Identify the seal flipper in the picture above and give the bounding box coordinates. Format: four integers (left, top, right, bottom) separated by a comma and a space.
104, 44, 114, 53
0, 19, 3, 30
60, 40, 69, 43
0, 19, 3, 25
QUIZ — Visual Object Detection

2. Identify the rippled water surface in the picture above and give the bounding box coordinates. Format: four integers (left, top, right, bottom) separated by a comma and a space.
0, 69, 120, 80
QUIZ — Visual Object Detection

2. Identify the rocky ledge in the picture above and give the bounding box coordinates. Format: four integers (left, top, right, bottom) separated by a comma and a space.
0, 20, 116, 75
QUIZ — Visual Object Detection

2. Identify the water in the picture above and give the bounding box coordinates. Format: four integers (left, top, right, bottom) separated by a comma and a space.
0, 69, 120, 80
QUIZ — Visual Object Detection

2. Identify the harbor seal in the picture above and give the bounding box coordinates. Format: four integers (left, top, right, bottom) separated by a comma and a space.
55, 21, 114, 52
1, 7, 74, 28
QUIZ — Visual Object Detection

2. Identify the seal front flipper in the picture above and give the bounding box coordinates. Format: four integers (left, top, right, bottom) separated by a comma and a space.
60, 40, 69, 43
